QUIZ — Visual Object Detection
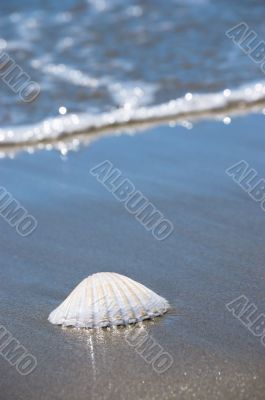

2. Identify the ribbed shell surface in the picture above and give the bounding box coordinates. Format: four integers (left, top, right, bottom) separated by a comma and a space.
48, 272, 169, 328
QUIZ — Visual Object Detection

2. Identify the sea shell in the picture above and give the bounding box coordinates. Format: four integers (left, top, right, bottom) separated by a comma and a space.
48, 272, 169, 328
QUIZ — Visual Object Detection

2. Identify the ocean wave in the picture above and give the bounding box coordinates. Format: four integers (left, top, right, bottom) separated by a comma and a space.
0, 81, 265, 156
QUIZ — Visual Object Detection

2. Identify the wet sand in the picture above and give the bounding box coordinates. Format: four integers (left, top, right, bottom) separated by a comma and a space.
1, 114, 265, 399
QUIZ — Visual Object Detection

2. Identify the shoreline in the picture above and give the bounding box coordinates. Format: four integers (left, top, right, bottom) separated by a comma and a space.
1, 80, 265, 157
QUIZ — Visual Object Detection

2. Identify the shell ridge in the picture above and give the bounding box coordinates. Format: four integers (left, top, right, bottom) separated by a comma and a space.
115, 274, 148, 308
120, 274, 164, 307
119, 274, 155, 299
91, 275, 97, 328
75, 280, 87, 327
117, 274, 168, 317
112, 274, 147, 321
113, 273, 154, 303
88, 275, 108, 327
97, 273, 112, 327
93, 274, 109, 327
81, 275, 92, 327
105, 273, 129, 325
108, 273, 138, 323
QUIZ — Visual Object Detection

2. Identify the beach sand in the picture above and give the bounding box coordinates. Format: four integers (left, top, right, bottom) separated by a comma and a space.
1, 113, 265, 399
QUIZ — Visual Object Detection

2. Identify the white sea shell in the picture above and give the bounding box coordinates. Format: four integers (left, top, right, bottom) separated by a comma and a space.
48, 272, 169, 328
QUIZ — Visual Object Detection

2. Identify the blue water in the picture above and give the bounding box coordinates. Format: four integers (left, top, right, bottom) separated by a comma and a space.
0, 0, 265, 138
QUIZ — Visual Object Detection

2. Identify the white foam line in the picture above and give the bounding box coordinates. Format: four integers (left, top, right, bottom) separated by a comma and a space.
0, 81, 265, 147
